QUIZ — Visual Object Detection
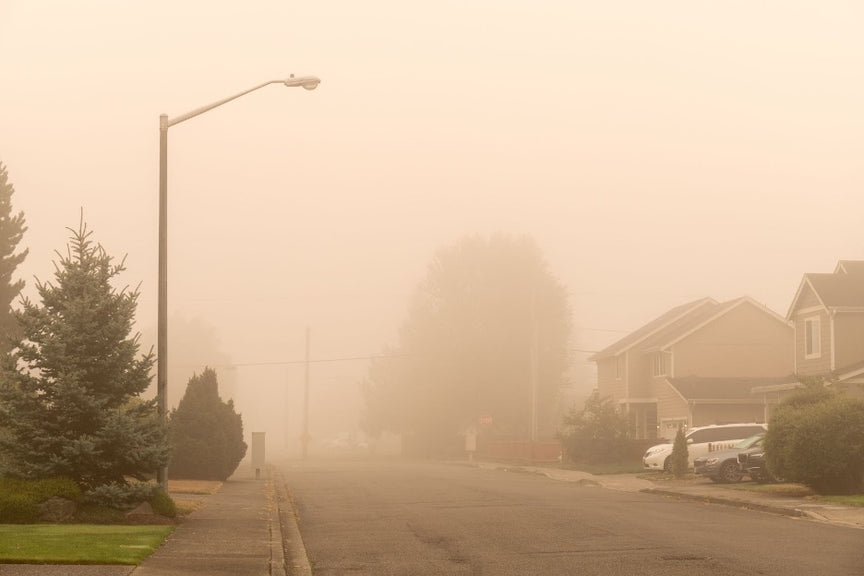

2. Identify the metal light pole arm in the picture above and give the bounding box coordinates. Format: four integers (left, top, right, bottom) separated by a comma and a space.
156, 73, 319, 489
166, 76, 320, 128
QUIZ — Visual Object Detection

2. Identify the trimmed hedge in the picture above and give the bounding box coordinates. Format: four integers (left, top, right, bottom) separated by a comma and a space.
0, 477, 81, 523
766, 390, 864, 494
149, 488, 177, 518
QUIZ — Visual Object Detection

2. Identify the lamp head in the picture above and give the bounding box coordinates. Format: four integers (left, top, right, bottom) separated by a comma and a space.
284, 74, 321, 91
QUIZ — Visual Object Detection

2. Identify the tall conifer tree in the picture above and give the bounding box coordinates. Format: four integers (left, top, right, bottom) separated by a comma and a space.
0, 162, 28, 354
0, 218, 168, 488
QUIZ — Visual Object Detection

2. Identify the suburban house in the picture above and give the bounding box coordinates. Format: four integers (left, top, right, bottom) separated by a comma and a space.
590, 297, 794, 440
782, 260, 864, 396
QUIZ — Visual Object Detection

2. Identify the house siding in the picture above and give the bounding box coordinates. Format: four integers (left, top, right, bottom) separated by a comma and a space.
796, 285, 822, 310
673, 303, 792, 378
833, 311, 864, 370
596, 357, 624, 403
691, 404, 765, 427
627, 353, 652, 398
656, 381, 689, 439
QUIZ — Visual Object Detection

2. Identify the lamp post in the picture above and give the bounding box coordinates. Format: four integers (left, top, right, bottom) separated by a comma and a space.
157, 75, 320, 488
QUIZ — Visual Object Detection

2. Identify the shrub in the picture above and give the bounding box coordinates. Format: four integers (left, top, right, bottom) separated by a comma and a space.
149, 488, 177, 518
670, 427, 688, 478
169, 368, 247, 480
83, 481, 155, 510
21, 477, 81, 503
0, 492, 38, 523
0, 476, 81, 523
766, 387, 864, 494
559, 393, 630, 464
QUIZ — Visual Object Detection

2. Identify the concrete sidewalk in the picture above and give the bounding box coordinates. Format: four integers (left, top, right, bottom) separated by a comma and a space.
0, 468, 290, 576
479, 462, 864, 530
131, 469, 283, 576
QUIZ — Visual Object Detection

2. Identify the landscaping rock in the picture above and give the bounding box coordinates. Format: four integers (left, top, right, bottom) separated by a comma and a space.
38, 496, 77, 522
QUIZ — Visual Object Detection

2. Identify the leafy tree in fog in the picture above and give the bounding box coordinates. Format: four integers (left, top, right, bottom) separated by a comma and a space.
0, 219, 168, 489
559, 392, 629, 464
362, 234, 572, 450
169, 367, 247, 481
0, 162, 28, 354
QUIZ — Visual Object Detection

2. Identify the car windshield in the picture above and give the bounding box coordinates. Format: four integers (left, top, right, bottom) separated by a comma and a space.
734, 434, 764, 449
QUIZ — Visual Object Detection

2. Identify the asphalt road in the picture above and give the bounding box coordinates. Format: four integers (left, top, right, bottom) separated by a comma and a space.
279, 458, 864, 576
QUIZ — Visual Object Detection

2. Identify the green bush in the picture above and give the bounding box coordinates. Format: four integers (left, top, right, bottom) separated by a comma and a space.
83, 482, 155, 510
0, 492, 38, 523
22, 477, 81, 503
169, 368, 247, 480
149, 488, 177, 518
766, 387, 864, 494
671, 427, 688, 478
559, 393, 630, 464
0, 477, 81, 523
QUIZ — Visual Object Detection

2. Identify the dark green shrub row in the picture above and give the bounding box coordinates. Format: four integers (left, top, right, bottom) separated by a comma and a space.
766, 386, 864, 495
561, 437, 656, 464
83, 482, 178, 517
149, 488, 177, 518
0, 476, 81, 523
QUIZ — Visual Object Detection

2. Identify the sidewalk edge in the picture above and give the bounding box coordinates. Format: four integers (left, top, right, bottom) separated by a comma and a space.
641, 488, 806, 518
274, 469, 312, 576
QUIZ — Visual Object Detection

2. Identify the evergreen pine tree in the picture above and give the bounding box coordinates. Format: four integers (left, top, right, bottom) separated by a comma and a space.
0, 162, 28, 354
169, 367, 247, 480
0, 218, 168, 489
671, 426, 689, 478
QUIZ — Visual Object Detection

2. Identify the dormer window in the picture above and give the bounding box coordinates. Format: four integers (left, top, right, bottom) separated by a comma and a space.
804, 316, 821, 359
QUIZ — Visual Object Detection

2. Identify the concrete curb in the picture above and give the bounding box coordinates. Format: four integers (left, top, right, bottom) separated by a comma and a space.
266, 473, 287, 576
642, 488, 807, 518
274, 469, 312, 576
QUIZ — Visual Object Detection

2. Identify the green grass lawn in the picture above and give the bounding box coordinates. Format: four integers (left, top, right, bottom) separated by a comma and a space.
817, 494, 864, 507
0, 524, 174, 565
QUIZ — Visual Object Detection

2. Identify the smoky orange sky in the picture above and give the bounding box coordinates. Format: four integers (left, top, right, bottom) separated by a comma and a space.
2, 1, 862, 453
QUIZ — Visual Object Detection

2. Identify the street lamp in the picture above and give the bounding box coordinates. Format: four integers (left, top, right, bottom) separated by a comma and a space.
157, 75, 320, 488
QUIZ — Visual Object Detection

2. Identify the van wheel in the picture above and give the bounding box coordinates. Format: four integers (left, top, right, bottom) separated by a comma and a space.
717, 461, 743, 483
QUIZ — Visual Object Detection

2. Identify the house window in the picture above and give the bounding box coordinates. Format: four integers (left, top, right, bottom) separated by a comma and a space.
652, 352, 667, 377
804, 316, 821, 359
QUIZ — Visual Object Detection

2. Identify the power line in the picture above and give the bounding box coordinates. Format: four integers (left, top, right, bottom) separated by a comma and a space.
223, 353, 413, 368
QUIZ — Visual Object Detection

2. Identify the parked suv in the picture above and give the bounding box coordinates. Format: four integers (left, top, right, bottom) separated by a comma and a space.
642, 423, 768, 472
693, 433, 764, 483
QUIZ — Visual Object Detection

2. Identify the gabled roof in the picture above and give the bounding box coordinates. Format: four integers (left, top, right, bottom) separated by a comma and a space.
588, 297, 716, 361
591, 296, 789, 362
787, 260, 864, 318
639, 300, 734, 352
651, 297, 790, 351
668, 376, 796, 401
835, 260, 864, 276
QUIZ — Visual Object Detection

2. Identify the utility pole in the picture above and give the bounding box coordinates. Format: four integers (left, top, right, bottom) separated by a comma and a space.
530, 291, 539, 444
302, 326, 311, 459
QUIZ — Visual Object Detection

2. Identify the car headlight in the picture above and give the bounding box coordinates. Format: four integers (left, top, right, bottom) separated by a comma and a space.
705, 457, 719, 465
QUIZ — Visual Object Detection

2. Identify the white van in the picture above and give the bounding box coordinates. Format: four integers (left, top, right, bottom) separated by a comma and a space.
642, 423, 768, 471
